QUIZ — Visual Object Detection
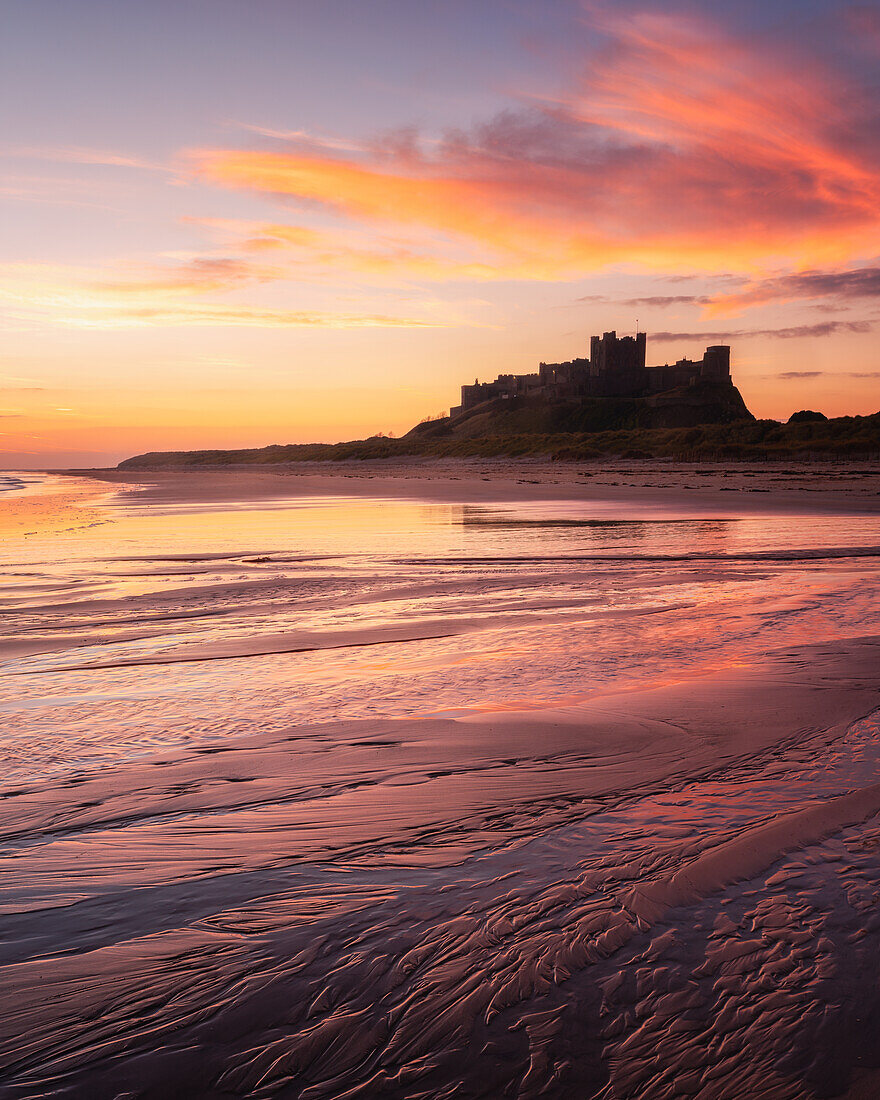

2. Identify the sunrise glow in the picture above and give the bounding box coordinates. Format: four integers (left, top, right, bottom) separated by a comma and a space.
2, 0, 879, 465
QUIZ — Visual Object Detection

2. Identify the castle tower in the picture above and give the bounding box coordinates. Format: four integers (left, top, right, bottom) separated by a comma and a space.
701, 345, 731, 381
588, 330, 647, 394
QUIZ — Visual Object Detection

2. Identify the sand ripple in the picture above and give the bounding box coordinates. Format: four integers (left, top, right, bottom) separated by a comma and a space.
1, 475, 880, 1096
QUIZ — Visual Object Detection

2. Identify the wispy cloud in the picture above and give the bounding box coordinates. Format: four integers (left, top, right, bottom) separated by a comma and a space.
651, 321, 873, 342
88, 256, 280, 297
0, 263, 443, 329
58, 305, 440, 329
188, 217, 521, 283
778, 369, 880, 379
191, 5, 880, 283
0, 372, 47, 391
0, 173, 130, 211
1, 145, 170, 173
579, 292, 715, 308
625, 295, 713, 308
707, 264, 880, 314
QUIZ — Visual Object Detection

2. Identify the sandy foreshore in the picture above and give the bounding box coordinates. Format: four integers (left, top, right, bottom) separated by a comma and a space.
2, 637, 876, 892
2, 467, 880, 1097
2, 634, 880, 1098
61, 457, 880, 514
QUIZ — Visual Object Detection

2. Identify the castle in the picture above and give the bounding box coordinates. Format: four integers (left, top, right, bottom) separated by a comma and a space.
450, 332, 732, 417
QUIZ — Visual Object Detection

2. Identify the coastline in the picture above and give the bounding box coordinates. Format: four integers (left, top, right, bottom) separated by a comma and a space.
55, 457, 880, 515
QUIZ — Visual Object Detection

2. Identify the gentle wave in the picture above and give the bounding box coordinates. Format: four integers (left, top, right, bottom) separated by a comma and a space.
0, 476, 28, 494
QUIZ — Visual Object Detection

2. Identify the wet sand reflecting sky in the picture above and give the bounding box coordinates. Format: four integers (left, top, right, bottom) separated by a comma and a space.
0, 471, 878, 1098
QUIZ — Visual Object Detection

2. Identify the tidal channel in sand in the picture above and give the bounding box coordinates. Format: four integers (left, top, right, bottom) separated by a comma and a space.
0, 465, 879, 1098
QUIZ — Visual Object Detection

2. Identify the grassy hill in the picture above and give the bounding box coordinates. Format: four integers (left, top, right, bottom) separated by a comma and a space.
414, 379, 753, 439
119, 409, 880, 468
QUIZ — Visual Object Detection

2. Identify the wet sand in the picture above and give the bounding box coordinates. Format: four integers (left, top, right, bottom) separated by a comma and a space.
71, 457, 880, 514
1, 467, 879, 1097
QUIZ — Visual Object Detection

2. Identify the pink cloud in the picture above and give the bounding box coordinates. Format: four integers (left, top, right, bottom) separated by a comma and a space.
191, 6, 880, 281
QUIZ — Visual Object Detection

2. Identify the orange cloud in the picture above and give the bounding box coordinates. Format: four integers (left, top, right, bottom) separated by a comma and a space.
187, 217, 523, 282
192, 7, 880, 281
87, 256, 280, 297
570, 9, 875, 204
193, 150, 592, 268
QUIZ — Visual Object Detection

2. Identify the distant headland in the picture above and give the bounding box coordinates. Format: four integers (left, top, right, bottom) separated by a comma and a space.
117, 332, 879, 468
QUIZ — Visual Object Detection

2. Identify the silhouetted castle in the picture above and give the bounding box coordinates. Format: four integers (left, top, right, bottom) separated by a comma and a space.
450, 332, 733, 416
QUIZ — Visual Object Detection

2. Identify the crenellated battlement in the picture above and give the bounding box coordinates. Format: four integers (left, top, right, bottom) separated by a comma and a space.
451, 332, 731, 416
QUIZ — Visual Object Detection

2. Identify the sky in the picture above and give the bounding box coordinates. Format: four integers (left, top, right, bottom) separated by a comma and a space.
2, 0, 880, 466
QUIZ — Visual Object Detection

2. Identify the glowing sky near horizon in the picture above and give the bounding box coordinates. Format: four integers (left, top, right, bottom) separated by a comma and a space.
2, 0, 880, 465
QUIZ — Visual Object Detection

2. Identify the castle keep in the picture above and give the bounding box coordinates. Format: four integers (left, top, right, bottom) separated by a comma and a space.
451, 332, 732, 416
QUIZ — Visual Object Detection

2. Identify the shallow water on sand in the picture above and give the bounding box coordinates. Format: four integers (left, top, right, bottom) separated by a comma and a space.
1, 472, 879, 1098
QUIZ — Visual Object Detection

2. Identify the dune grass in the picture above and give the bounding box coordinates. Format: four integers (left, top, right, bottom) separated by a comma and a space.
119, 412, 880, 468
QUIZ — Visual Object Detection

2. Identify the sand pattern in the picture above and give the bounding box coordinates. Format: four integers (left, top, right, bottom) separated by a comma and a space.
0, 467, 878, 1097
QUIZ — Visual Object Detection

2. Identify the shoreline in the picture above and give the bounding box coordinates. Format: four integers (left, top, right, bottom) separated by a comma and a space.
53, 456, 880, 515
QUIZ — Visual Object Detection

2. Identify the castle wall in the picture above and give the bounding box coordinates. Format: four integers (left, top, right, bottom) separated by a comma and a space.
455, 338, 732, 414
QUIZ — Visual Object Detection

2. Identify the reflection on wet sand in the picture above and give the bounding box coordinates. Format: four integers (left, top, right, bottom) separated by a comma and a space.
0, 471, 879, 1098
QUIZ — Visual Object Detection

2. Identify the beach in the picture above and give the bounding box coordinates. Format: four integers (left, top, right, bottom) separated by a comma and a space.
1, 462, 879, 1098
75, 457, 880, 513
